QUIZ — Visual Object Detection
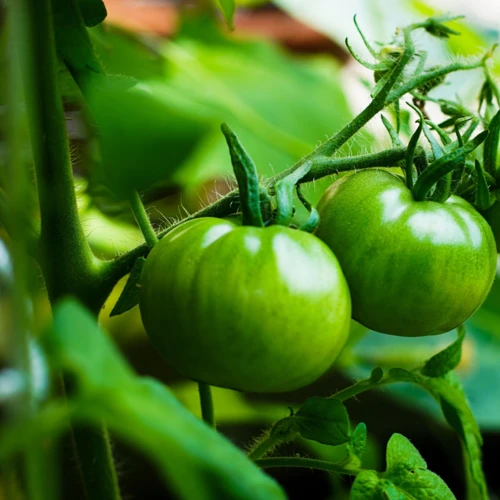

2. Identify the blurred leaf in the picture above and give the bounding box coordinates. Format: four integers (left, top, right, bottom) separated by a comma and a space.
48, 300, 135, 391
110, 257, 145, 317
78, 0, 107, 27
87, 82, 210, 199
421, 326, 465, 377
215, 0, 236, 30
161, 30, 364, 187
89, 25, 165, 81
45, 299, 286, 500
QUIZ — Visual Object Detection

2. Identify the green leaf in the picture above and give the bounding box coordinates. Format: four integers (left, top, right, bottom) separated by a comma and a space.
350, 470, 379, 499
418, 373, 487, 499
215, 0, 236, 30
293, 397, 350, 446
44, 299, 286, 500
110, 257, 146, 317
78, 0, 107, 27
350, 434, 456, 500
349, 422, 367, 460
421, 326, 465, 378
88, 82, 210, 199
385, 434, 426, 471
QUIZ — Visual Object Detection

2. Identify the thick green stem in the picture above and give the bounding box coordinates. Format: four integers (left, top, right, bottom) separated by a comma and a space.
71, 425, 121, 500
198, 383, 215, 428
11, 0, 121, 498
129, 191, 158, 250
13, 0, 109, 315
255, 457, 362, 475
6, 7, 57, 499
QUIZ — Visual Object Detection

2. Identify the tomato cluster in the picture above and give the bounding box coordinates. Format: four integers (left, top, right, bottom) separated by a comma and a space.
139, 170, 496, 392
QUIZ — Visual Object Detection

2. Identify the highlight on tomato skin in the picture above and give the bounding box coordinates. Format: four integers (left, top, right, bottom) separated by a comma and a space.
315, 169, 497, 338
139, 217, 352, 393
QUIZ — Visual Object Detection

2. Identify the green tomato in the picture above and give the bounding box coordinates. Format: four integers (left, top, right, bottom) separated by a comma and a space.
315, 170, 496, 337
139, 218, 351, 393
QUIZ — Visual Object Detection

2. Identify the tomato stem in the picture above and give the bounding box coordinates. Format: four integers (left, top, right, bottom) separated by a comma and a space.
274, 161, 312, 226
248, 435, 283, 460
129, 190, 159, 250
198, 383, 215, 428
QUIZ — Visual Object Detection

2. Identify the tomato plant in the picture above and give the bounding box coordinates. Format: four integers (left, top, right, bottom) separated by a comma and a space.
315, 169, 497, 336
139, 217, 351, 393
2, 1, 500, 499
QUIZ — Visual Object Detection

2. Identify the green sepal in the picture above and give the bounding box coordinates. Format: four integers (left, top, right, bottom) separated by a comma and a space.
296, 184, 320, 233
405, 104, 424, 190
274, 161, 312, 227
412, 130, 488, 201
421, 326, 465, 378
474, 160, 494, 211
484, 110, 500, 178
221, 123, 264, 228
381, 115, 404, 148
109, 257, 146, 317
423, 16, 462, 39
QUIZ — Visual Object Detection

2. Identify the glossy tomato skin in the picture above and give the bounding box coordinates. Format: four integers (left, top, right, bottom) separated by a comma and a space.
139, 218, 351, 393
315, 169, 496, 337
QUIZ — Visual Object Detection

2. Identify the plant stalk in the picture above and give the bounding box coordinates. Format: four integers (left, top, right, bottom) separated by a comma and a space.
129, 190, 158, 250
198, 383, 215, 428
11, 0, 121, 498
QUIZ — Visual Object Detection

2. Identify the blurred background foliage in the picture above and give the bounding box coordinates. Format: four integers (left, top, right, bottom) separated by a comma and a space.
1, 0, 499, 498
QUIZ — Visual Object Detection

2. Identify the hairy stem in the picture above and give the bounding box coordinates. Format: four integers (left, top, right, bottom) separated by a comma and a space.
248, 435, 283, 461
129, 191, 158, 250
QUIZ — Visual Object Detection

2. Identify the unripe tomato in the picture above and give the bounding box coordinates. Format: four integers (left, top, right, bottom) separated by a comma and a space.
315, 170, 496, 337
139, 218, 351, 393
